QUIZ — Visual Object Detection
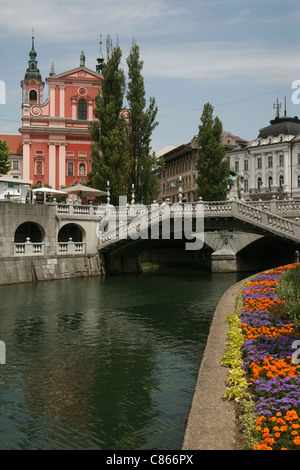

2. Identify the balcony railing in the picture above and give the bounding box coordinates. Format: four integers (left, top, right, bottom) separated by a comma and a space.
14, 240, 44, 256
14, 238, 85, 256
57, 241, 86, 254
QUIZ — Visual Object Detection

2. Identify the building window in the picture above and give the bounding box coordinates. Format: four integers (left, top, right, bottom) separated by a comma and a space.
268, 155, 273, 168
66, 151, 74, 157
279, 154, 284, 167
268, 176, 273, 189
235, 161, 239, 172
257, 177, 262, 190
279, 175, 284, 188
244, 160, 248, 171
298, 175, 300, 188
78, 99, 87, 120
13, 160, 19, 170
67, 162, 74, 176
244, 179, 249, 192
257, 157, 262, 169
78, 152, 87, 157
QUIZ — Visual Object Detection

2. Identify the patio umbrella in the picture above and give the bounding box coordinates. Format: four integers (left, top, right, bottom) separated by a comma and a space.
63, 184, 107, 198
32, 187, 68, 196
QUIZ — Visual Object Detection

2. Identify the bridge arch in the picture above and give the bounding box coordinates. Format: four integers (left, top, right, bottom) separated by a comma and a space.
14, 221, 45, 243
236, 236, 298, 271
58, 223, 86, 243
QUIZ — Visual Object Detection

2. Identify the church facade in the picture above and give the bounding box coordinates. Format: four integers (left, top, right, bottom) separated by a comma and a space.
19, 35, 104, 189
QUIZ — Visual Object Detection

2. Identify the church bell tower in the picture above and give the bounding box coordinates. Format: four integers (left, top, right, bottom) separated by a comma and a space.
21, 29, 45, 106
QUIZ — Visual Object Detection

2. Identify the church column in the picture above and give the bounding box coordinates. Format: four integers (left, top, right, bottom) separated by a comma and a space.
88, 97, 94, 121
59, 85, 65, 118
48, 142, 56, 188
72, 96, 77, 120
49, 84, 56, 117
58, 143, 66, 187
22, 140, 31, 180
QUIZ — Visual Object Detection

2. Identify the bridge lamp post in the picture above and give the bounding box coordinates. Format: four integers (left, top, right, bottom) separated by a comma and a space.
178, 176, 183, 204
106, 181, 111, 205
131, 184, 135, 205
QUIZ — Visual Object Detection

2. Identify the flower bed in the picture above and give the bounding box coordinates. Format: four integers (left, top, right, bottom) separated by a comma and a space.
222, 263, 300, 450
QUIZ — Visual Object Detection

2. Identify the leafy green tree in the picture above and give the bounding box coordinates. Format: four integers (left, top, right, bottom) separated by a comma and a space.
126, 40, 160, 205
89, 41, 130, 205
0, 140, 12, 174
195, 103, 229, 201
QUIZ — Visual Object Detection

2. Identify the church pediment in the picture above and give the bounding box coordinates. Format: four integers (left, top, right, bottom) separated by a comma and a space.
47, 67, 102, 82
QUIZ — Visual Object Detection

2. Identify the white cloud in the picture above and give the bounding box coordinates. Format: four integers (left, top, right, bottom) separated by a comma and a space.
141, 41, 299, 83
0, 0, 190, 42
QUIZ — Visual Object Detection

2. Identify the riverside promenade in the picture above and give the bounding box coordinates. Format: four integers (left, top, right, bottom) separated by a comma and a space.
182, 276, 253, 450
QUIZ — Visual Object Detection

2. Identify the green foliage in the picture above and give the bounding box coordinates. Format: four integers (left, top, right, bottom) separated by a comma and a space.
89, 44, 131, 205
126, 41, 160, 205
275, 265, 300, 300
239, 394, 261, 450
222, 312, 248, 401
195, 103, 229, 201
273, 265, 300, 332
0, 139, 12, 175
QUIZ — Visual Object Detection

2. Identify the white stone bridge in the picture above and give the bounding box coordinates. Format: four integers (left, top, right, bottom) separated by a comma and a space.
1, 198, 299, 281
96, 199, 300, 273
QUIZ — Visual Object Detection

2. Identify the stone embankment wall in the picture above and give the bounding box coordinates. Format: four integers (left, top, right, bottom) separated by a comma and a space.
0, 253, 104, 286
0, 201, 105, 285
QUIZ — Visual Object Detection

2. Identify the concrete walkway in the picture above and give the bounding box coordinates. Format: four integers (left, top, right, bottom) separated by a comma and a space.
182, 276, 251, 450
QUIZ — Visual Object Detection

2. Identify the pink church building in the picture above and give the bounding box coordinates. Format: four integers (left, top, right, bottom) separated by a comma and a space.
19, 35, 104, 189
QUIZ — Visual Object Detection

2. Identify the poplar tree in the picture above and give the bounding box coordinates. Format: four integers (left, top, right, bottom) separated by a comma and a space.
126, 40, 160, 205
89, 41, 130, 205
0, 140, 11, 175
195, 103, 229, 201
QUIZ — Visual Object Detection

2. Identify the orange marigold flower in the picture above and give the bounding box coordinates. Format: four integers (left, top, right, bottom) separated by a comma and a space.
293, 436, 300, 446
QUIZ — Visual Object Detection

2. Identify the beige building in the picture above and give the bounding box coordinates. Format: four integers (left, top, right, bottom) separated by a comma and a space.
157, 132, 248, 202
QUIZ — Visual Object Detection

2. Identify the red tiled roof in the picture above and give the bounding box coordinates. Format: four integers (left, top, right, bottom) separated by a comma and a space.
0, 135, 23, 155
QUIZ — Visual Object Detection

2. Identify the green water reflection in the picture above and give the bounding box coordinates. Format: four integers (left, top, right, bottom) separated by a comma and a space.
0, 267, 248, 449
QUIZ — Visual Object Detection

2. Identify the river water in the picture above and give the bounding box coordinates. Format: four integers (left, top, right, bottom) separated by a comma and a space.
0, 267, 248, 450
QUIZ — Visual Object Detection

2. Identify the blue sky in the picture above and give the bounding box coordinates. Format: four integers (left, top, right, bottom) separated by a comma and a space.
0, 0, 299, 152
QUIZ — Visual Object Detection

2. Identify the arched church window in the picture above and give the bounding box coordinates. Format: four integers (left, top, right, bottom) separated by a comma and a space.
29, 89, 37, 101
78, 99, 87, 120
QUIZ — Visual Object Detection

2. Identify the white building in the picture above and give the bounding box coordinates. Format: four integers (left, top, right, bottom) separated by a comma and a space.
228, 107, 300, 200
